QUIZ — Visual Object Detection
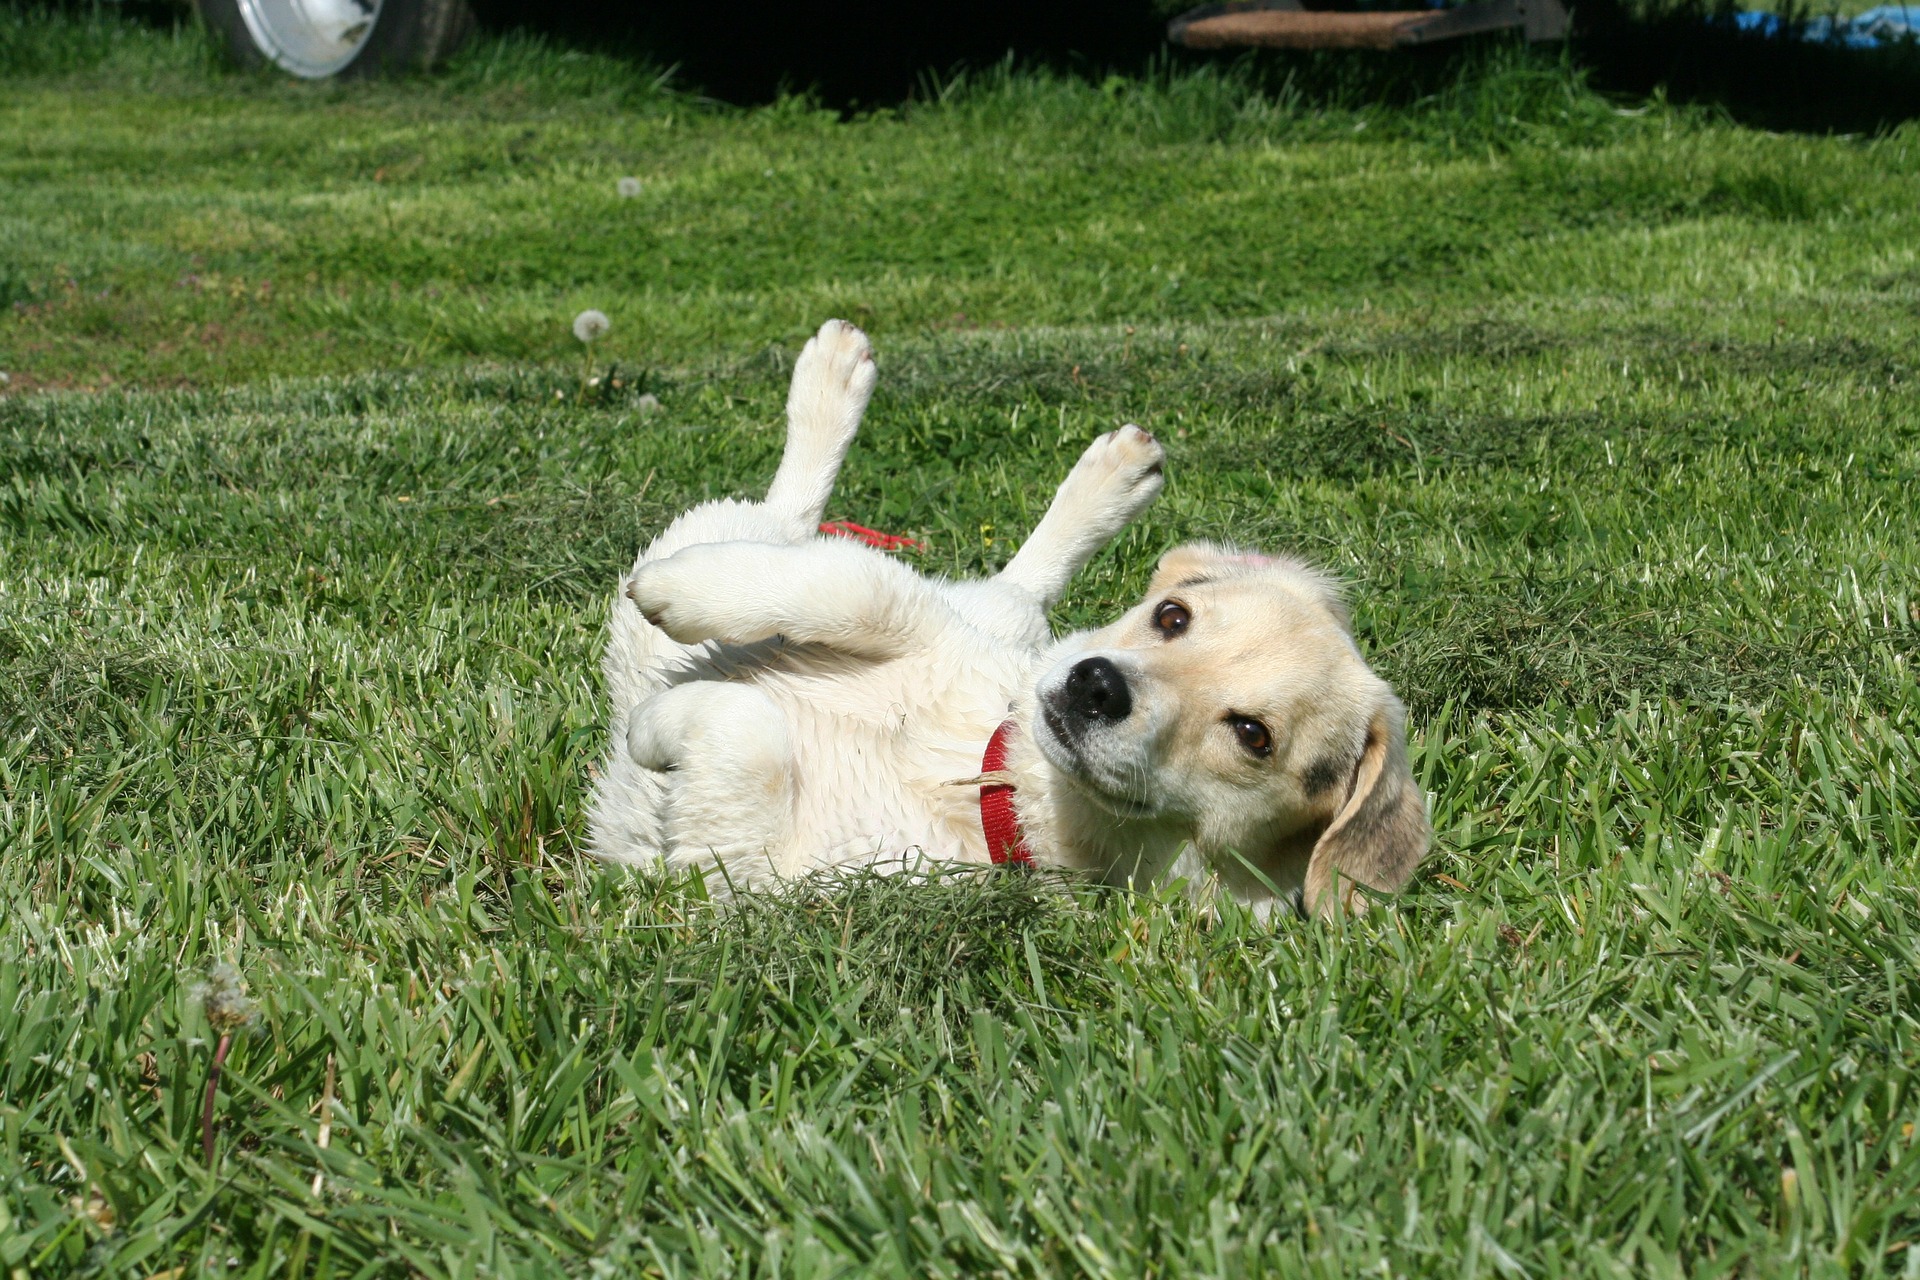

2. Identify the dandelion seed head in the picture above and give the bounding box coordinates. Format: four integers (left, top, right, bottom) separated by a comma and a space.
616, 177, 642, 198
201, 962, 258, 1033
573, 310, 610, 344
70, 1191, 115, 1230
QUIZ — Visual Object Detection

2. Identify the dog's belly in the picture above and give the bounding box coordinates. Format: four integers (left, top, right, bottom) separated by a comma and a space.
594, 626, 1043, 884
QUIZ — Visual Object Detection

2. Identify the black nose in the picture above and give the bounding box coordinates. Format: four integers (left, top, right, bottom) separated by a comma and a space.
1062, 657, 1132, 727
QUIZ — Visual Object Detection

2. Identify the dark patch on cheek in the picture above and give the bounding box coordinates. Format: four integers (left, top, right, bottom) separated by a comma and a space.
1301, 754, 1349, 797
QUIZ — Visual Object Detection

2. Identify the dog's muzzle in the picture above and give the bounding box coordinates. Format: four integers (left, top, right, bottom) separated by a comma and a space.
1049, 656, 1132, 741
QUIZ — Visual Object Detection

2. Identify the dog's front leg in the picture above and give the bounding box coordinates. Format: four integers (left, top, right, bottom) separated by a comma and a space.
997, 425, 1166, 607
627, 539, 945, 659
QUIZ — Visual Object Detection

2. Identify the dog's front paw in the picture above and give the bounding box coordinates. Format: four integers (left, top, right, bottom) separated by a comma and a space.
625, 557, 724, 645
1067, 424, 1166, 522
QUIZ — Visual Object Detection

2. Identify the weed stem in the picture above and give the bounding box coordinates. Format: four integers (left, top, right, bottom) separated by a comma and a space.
202, 1032, 233, 1165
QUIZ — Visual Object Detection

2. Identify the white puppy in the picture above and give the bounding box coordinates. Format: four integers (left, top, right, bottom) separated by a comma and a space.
590, 320, 1429, 919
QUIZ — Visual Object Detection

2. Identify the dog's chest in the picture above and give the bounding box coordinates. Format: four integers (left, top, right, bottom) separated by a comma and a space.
754, 645, 1031, 870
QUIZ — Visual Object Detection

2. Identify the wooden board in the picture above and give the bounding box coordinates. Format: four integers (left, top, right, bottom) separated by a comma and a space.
1174, 8, 1438, 49
1166, 0, 1568, 50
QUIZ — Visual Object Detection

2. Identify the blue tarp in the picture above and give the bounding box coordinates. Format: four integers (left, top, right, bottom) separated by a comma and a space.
1730, 4, 1920, 46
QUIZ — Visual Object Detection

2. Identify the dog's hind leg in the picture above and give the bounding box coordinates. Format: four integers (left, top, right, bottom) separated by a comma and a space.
626, 680, 797, 885
625, 321, 873, 571
605, 320, 875, 713
764, 318, 876, 538
596, 321, 871, 872
616, 318, 874, 619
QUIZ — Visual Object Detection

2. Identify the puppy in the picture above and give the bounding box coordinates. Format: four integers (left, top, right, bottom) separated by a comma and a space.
590, 320, 1428, 919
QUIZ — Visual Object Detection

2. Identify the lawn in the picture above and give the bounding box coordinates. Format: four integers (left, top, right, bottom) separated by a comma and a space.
3, 16, 1920, 1278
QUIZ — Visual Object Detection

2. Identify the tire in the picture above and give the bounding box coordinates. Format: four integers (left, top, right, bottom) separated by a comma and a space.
196, 0, 473, 78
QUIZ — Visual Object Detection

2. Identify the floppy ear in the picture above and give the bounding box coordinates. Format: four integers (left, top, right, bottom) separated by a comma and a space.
1303, 695, 1430, 920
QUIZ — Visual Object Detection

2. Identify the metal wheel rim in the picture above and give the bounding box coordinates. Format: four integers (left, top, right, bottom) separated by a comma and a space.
234, 0, 384, 77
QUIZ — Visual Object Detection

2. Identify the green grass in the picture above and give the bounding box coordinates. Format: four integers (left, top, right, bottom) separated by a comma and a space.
5, 19, 1920, 1278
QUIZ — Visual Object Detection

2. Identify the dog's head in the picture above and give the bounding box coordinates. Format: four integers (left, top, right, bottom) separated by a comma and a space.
1032, 541, 1429, 919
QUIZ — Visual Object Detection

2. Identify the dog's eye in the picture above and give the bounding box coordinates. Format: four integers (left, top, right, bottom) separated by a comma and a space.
1154, 600, 1191, 638
1227, 715, 1272, 758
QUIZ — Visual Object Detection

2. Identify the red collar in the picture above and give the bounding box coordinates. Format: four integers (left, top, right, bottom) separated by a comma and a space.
979, 719, 1034, 867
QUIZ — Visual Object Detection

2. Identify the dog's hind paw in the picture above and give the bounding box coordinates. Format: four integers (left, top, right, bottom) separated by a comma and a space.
787, 319, 875, 445
626, 706, 680, 772
766, 318, 878, 534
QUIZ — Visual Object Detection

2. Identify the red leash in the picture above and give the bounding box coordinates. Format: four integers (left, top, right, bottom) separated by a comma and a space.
819, 520, 924, 552
978, 719, 1033, 867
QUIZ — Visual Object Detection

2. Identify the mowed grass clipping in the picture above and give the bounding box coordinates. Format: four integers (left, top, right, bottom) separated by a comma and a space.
4, 19, 1920, 1279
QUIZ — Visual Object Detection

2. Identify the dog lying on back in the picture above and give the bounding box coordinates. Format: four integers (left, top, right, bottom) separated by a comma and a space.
590, 320, 1429, 919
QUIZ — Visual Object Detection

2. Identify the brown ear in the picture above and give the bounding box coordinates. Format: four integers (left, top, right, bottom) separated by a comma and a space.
1303, 695, 1430, 920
